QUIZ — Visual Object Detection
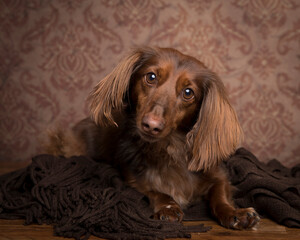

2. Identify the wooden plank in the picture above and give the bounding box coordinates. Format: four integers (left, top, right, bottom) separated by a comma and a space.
0, 218, 299, 240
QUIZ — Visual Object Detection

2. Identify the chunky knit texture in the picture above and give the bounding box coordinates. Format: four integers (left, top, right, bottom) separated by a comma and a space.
0, 154, 210, 240
226, 148, 300, 228
0, 148, 299, 240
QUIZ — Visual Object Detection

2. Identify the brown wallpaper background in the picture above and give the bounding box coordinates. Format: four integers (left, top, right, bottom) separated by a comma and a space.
0, 0, 299, 166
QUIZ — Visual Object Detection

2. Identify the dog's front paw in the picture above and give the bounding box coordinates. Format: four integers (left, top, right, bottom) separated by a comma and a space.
154, 205, 184, 222
220, 207, 260, 230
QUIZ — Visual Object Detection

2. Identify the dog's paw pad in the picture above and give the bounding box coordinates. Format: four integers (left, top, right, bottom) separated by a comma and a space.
154, 205, 183, 222
222, 208, 260, 230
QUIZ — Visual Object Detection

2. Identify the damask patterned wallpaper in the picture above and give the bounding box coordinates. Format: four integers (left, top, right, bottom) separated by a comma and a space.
0, 0, 299, 166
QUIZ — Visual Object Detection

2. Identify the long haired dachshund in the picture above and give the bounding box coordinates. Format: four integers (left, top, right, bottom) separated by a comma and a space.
46, 47, 260, 229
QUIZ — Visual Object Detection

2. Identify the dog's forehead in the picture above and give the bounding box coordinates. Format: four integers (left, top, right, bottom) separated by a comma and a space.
154, 55, 201, 85
137, 48, 208, 90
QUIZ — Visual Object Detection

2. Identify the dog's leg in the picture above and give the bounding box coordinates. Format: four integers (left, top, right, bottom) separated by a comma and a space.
146, 191, 184, 222
207, 175, 260, 229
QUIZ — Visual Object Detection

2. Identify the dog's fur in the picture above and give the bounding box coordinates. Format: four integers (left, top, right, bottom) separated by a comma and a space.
45, 47, 260, 229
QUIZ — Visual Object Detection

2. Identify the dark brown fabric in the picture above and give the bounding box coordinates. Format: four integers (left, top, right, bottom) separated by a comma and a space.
0, 155, 210, 240
0, 148, 299, 240
226, 148, 300, 228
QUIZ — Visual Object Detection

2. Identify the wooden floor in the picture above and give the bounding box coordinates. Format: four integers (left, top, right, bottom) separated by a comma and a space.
0, 161, 299, 240
0, 218, 299, 240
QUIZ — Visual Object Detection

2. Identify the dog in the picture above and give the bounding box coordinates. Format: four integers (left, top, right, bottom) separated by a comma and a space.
46, 47, 260, 229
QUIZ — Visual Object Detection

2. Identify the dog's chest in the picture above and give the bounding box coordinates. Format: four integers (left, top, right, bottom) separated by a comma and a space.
143, 161, 198, 207
117, 133, 198, 206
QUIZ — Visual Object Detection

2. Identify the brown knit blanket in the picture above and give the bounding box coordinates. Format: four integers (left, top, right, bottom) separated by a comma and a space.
0, 154, 209, 240
226, 148, 300, 228
0, 148, 299, 240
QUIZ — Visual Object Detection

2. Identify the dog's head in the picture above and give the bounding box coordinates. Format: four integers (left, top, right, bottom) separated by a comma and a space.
89, 47, 242, 171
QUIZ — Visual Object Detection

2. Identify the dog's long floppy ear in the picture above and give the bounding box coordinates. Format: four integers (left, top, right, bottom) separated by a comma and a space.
187, 70, 243, 172
88, 49, 143, 126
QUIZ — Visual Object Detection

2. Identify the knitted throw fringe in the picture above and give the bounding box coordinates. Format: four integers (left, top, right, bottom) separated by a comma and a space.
0, 155, 210, 240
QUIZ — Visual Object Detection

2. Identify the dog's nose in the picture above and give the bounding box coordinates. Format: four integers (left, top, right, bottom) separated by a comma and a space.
142, 115, 165, 135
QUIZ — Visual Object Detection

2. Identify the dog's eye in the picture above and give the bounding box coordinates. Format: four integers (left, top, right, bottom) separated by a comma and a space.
182, 88, 194, 100
145, 72, 157, 85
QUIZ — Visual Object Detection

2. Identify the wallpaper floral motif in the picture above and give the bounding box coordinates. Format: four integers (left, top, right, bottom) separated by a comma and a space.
0, 0, 299, 166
